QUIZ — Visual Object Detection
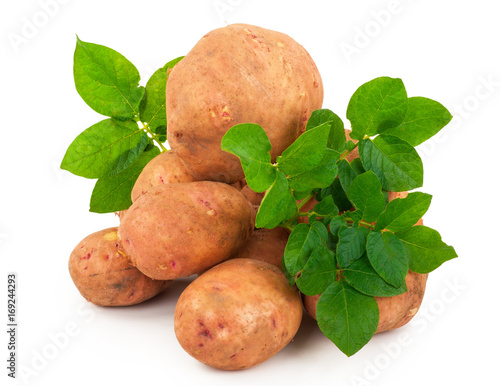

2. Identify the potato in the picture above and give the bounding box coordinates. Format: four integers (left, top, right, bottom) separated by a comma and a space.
240, 184, 265, 207
166, 23, 324, 183
374, 271, 428, 333
300, 185, 426, 333
68, 227, 170, 306
118, 181, 255, 280
302, 271, 428, 334
230, 227, 289, 268
131, 151, 197, 203
174, 258, 303, 370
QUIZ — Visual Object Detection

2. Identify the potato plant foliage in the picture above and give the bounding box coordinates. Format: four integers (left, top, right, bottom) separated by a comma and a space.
61, 37, 182, 213
222, 76, 457, 356
61, 38, 457, 357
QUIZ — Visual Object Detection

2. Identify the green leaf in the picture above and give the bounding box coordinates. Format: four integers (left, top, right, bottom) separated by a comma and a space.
343, 255, 407, 297
74, 37, 145, 119
283, 222, 328, 275
329, 177, 353, 212
221, 123, 276, 192
396, 225, 457, 273
89, 146, 161, 213
329, 216, 346, 236
336, 226, 370, 268
61, 119, 148, 178
383, 97, 453, 146
139, 56, 183, 131
306, 109, 346, 152
347, 171, 385, 223
346, 140, 357, 152
347, 77, 408, 140
306, 109, 338, 130
287, 148, 340, 192
255, 171, 296, 228
153, 125, 167, 143
350, 158, 366, 175
313, 195, 338, 216
316, 280, 379, 357
338, 159, 358, 194
281, 258, 296, 286
359, 135, 423, 191
296, 245, 337, 296
375, 192, 432, 232
366, 231, 408, 287
277, 123, 330, 176
327, 116, 347, 152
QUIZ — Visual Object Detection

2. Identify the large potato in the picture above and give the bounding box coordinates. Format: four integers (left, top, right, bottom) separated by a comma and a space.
302, 271, 428, 334
118, 181, 255, 280
68, 227, 170, 306
174, 258, 303, 370
166, 23, 324, 183
131, 151, 197, 203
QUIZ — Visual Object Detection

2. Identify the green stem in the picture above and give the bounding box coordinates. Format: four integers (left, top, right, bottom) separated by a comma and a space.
297, 193, 315, 211
358, 219, 375, 228
344, 216, 375, 230
339, 142, 359, 161
140, 120, 168, 152
278, 223, 294, 232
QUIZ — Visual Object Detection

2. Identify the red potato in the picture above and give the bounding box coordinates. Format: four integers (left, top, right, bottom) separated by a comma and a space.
302, 271, 428, 334
300, 184, 426, 333
240, 184, 265, 207
131, 151, 197, 203
174, 258, 303, 370
230, 227, 289, 268
166, 23, 324, 183
118, 181, 255, 280
68, 227, 170, 306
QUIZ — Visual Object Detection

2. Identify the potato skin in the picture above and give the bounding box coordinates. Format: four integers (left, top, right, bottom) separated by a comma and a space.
302, 271, 428, 334
375, 271, 428, 333
300, 186, 426, 333
240, 184, 265, 207
166, 23, 324, 183
119, 182, 255, 280
131, 151, 197, 203
174, 258, 303, 370
230, 227, 289, 268
68, 227, 170, 306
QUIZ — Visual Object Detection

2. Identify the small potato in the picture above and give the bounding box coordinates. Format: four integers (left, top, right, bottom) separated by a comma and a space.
230, 227, 289, 268
131, 151, 197, 203
174, 258, 303, 370
119, 181, 255, 280
68, 227, 170, 306
166, 23, 324, 183
301, 271, 428, 334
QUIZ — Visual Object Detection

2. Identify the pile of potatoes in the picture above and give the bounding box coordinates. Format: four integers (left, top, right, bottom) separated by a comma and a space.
68, 23, 427, 370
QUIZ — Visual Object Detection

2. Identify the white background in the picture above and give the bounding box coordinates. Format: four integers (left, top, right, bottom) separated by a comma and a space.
1, 0, 498, 385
